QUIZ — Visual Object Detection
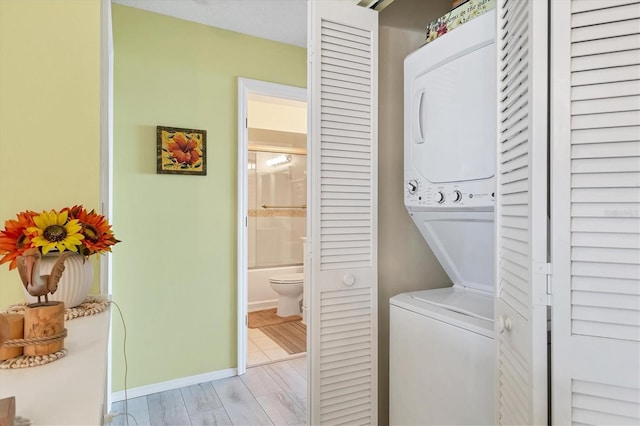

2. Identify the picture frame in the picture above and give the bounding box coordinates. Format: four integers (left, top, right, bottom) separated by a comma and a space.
156, 126, 207, 175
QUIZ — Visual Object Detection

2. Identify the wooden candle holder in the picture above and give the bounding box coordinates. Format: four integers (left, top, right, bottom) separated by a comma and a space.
0, 314, 24, 361
23, 302, 65, 356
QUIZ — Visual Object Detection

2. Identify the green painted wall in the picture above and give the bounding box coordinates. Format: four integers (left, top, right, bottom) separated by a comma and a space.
111, 5, 306, 391
0, 0, 102, 308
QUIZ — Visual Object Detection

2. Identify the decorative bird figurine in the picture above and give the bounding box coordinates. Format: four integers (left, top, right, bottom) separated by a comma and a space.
16, 248, 72, 305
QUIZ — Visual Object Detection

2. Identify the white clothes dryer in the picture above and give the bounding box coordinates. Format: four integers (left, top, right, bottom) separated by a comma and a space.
403, 9, 497, 293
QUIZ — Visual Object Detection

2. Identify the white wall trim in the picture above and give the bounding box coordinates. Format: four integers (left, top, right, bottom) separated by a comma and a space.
237, 78, 307, 376
111, 368, 237, 402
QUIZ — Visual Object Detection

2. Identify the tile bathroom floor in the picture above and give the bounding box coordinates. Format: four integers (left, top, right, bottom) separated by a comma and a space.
247, 326, 306, 366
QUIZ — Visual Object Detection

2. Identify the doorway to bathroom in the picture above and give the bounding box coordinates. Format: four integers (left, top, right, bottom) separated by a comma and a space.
237, 79, 307, 373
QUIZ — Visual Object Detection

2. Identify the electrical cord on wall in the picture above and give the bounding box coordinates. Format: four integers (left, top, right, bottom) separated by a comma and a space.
110, 300, 139, 426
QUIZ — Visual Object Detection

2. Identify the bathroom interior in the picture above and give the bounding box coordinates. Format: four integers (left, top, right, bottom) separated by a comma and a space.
245, 93, 308, 367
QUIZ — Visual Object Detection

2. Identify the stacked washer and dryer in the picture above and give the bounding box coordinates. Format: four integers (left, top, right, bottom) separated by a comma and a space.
390, 9, 497, 426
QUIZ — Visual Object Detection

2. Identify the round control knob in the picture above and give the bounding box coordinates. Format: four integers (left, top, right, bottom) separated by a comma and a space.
407, 180, 418, 195
436, 191, 445, 204
453, 190, 462, 202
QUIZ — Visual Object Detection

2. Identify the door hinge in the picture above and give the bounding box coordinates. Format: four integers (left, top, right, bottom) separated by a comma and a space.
245, 117, 248, 128
245, 314, 248, 326
534, 262, 552, 306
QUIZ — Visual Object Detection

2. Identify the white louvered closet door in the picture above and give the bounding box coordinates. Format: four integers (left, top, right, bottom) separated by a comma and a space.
495, 0, 549, 424
551, 1, 640, 424
307, 1, 378, 425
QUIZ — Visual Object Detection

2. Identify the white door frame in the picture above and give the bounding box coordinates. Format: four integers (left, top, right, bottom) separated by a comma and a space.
100, 0, 114, 412
236, 78, 307, 375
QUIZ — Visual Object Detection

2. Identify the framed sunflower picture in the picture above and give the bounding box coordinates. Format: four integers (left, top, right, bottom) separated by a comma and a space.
157, 126, 207, 175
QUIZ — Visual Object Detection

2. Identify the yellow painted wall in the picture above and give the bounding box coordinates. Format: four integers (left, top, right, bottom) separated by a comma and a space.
111, 5, 306, 391
248, 100, 307, 133
0, 0, 102, 307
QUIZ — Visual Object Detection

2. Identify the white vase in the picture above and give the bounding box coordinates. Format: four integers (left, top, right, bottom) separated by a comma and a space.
22, 252, 93, 308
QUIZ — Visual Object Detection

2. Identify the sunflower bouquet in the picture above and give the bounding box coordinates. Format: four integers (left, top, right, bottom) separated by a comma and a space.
0, 205, 119, 270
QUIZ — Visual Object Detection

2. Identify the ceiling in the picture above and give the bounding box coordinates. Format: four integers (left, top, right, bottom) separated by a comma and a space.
112, 0, 308, 47
112, 0, 451, 47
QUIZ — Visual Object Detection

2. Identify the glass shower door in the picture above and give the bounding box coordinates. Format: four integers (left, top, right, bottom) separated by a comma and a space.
248, 150, 306, 269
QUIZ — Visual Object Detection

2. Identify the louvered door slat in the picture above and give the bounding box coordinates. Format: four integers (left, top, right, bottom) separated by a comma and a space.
573, 275, 640, 294
572, 140, 640, 157
323, 113, 370, 127
551, 1, 640, 424
573, 80, 640, 100
572, 232, 640, 249
322, 106, 370, 120
321, 84, 370, 100
572, 0, 640, 13
322, 77, 370, 93
309, 2, 377, 424
572, 171, 640, 187
572, 49, 640, 71
573, 157, 640, 173
573, 288, 640, 309
320, 35, 369, 55
322, 90, 370, 105
573, 202, 640, 217
501, 43, 529, 91
572, 127, 639, 145
573, 260, 640, 280
572, 217, 640, 233
322, 142, 370, 154
572, 33, 640, 56
573, 305, 640, 326
572, 111, 640, 129
572, 64, 640, 86
573, 18, 640, 43
496, 1, 549, 424
572, 2, 640, 27
573, 96, 640, 115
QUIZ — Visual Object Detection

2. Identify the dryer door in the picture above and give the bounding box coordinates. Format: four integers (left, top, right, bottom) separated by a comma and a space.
411, 42, 496, 184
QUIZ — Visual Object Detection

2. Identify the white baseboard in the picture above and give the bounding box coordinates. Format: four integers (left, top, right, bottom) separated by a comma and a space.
111, 368, 237, 402
248, 300, 277, 312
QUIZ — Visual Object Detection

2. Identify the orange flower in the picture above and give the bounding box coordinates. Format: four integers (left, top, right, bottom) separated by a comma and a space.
64, 205, 120, 256
0, 211, 37, 270
1, 206, 120, 273
167, 133, 201, 166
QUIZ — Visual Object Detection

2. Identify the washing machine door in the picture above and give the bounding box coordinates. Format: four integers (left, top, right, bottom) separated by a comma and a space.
410, 210, 494, 292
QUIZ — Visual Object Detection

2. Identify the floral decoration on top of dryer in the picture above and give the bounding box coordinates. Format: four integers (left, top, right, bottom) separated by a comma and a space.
424, 0, 496, 44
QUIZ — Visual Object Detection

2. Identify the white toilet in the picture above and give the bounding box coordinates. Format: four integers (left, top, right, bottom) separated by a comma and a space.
269, 273, 304, 317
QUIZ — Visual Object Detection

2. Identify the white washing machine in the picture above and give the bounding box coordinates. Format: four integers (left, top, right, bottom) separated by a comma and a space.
390, 288, 494, 425
391, 8, 497, 425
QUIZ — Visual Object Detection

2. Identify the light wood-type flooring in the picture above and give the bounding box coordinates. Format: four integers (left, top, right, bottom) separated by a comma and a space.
111, 356, 307, 426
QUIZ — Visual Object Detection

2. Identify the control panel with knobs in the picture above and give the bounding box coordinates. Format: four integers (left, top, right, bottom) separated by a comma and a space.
404, 174, 494, 208
407, 179, 418, 195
